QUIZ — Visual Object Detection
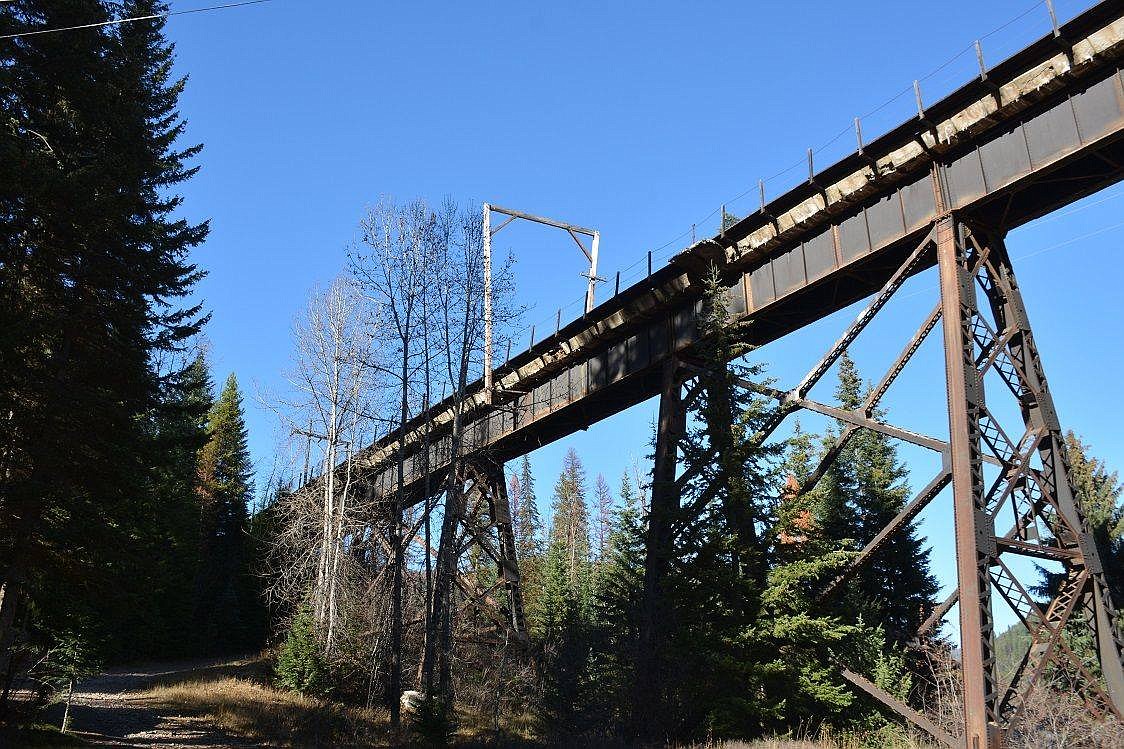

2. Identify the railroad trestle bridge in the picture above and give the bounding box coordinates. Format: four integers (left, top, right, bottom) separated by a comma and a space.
308, 3, 1124, 746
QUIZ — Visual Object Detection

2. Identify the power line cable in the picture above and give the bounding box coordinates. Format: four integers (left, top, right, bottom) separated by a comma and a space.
0, 0, 275, 41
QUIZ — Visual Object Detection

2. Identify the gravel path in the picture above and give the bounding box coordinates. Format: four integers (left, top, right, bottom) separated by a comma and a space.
65, 659, 259, 748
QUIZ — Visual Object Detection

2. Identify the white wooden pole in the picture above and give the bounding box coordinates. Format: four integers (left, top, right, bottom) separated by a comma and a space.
482, 203, 493, 403
585, 231, 600, 314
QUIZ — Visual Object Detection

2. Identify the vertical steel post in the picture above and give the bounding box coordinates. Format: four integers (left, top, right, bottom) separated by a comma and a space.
483, 462, 526, 634
482, 203, 494, 402
937, 216, 1000, 749
635, 357, 685, 738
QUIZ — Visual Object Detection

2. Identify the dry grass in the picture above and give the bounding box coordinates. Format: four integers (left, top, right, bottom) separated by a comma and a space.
143, 675, 391, 747
685, 727, 937, 749
136, 668, 937, 749
139, 665, 534, 748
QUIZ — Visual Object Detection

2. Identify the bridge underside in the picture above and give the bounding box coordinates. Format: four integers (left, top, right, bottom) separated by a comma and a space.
362, 58, 1124, 505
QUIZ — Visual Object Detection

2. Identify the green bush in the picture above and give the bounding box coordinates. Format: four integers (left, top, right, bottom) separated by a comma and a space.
274, 609, 330, 697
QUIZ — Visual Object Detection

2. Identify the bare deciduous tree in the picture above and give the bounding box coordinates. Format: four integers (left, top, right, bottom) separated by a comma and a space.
351, 197, 436, 726
266, 197, 525, 724
264, 276, 379, 656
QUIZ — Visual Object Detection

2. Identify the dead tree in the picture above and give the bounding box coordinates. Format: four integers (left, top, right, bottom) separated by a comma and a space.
265, 276, 379, 657
351, 197, 436, 726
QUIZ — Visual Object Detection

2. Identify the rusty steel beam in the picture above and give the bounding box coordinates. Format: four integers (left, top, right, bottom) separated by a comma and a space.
794, 228, 936, 400
918, 588, 958, 639
635, 359, 687, 736
840, 668, 958, 748
937, 216, 1001, 749
989, 558, 1117, 720
864, 302, 942, 415
997, 568, 1087, 726
975, 226, 1124, 714
793, 398, 954, 456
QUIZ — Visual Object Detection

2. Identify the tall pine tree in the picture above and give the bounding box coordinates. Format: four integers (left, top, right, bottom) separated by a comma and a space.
512, 456, 545, 632
819, 354, 938, 646
514, 455, 544, 561
587, 471, 648, 732
195, 373, 255, 653
539, 448, 594, 737
547, 448, 592, 595
0, 0, 208, 680
627, 267, 896, 741
141, 353, 213, 656
592, 474, 616, 564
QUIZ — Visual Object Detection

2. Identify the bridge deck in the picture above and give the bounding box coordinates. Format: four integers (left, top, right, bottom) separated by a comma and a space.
350, 1, 1124, 501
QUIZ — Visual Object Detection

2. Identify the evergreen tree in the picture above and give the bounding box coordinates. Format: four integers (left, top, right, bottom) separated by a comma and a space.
512, 456, 545, 632
775, 434, 912, 728
509, 471, 524, 547
813, 366, 862, 546
592, 473, 616, 563
588, 472, 648, 730
538, 540, 591, 737
821, 354, 938, 646
649, 265, 786, 738
538, 448, 596, 736
141, 353, 213, 655
0, 0, 208, 681
624, 267, 898, 741
514, 455, 544, 561
195, 373, 255, 653
275, 608, 330, 697
548, 448, 591, 595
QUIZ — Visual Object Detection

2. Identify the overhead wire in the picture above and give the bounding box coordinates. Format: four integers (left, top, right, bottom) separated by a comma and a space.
0, 0, 275, 41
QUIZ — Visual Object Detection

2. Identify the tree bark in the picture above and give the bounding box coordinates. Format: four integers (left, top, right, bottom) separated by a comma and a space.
0, 560, 26, 688
61, 677, 75, 732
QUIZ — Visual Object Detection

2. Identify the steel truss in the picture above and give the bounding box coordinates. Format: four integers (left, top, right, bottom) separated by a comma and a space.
418, 455, 528, 699
640, 215, 1124, 748
449, 460, 527, 640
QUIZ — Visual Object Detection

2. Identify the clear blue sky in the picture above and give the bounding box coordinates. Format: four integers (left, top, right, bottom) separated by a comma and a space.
166, 1, 1122, 636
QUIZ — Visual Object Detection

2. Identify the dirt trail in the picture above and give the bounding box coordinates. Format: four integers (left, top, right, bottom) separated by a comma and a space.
65, 658, 258, 748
